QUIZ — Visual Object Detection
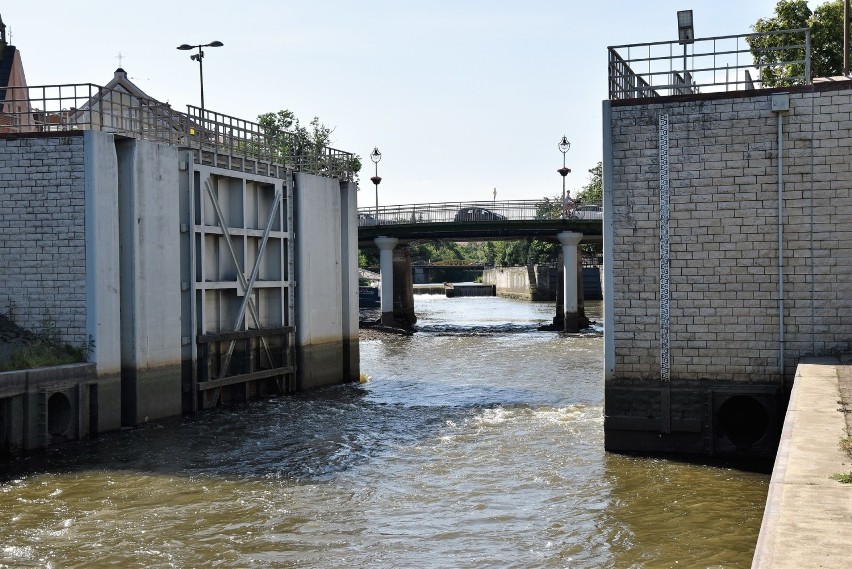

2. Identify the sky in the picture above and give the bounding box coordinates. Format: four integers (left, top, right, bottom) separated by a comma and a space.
1, 0, 820, 207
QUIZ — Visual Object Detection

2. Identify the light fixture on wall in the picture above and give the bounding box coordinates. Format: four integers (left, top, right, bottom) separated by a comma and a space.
677, 10, 694, 44
677, 10, 694, 89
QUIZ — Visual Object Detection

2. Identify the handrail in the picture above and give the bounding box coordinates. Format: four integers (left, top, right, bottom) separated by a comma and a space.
608, 28, 811, 100
0, 83, 357, 180
358, 199, 603, 226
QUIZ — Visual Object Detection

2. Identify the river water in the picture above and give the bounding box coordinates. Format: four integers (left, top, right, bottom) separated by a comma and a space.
0, 295, 768, 568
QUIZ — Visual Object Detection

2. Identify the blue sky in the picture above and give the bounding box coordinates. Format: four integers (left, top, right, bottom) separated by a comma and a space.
3, 1, 818, 206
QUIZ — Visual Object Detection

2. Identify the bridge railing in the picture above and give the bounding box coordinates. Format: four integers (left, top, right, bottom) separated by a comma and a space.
358, 199, 602, 226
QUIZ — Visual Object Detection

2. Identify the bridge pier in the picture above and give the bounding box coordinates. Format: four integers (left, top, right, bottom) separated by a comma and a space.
392, 247, 417, 325
375, 236, 398, 324
557, 231, 584, 332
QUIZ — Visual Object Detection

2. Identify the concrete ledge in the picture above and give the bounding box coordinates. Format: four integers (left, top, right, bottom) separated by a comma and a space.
0, 363, 96, 398
752, 357, 852, 568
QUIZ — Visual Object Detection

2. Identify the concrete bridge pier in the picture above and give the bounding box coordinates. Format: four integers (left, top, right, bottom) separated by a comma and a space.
392, 247, 417, 325
375, 236, 398, 324
557, 231, 584, 332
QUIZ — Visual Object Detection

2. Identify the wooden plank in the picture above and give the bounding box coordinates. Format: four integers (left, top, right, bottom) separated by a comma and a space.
197, 326, 293, 344
196, 366, 294, 391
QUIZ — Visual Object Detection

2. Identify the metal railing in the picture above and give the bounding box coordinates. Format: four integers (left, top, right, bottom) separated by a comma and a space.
358, 199, 603, 227
608, 28, 811, 100
0, 83, 357, 180
184, 106, 357, 180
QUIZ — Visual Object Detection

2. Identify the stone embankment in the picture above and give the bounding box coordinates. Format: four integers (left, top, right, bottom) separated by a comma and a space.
752, 356, 852, 568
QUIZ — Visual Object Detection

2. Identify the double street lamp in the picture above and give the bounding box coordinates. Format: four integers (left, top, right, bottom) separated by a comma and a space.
370, 147, 382, 219
176, 40, 224, 112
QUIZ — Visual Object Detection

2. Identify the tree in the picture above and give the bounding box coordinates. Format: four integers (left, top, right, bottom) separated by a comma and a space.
256, 110, 362, 180
749, 0, 847, 87
577, 162, 602, 203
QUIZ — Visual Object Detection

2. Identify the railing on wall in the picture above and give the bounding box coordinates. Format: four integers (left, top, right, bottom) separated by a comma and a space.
0, 84, 357, 180
184, 106, 357, 181
608, 28, 811, 100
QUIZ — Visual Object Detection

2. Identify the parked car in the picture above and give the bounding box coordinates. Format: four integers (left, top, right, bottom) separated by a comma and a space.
453, 207, 507, 222
359, 213, 378, 226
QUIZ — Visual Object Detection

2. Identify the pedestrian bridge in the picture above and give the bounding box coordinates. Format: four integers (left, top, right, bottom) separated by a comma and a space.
357, 199, 602, 332
357, 199, 602, 246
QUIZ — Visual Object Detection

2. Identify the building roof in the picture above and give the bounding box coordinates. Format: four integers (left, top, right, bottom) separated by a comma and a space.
103, 67, 156, 101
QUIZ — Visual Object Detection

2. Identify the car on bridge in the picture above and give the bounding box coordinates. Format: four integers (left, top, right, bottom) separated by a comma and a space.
454, 207, 507, 222
574, 205, 602, 220
359, 213, 378, 226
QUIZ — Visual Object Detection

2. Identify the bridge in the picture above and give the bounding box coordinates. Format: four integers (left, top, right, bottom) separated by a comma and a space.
357, 199, 602, 246
357, 199, 603, 332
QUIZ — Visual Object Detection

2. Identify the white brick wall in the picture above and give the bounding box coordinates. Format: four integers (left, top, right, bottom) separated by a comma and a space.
0, 135, 88, 344
609, 85, 852, 383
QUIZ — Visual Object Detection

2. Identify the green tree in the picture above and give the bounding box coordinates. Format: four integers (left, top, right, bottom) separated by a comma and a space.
577, 162, 602, 203
749, 0, 846, 86
256, 110, 362, 179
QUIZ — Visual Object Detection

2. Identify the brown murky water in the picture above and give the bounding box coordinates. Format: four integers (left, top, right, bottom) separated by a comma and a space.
0, 297, 768, 568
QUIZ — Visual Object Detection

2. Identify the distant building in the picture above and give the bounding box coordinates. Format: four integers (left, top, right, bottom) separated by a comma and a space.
0, 13, 32, 133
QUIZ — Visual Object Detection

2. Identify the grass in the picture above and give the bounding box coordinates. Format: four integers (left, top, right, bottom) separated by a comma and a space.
829, 437, 852, 484
0, 309, 92, 372
840, 436, 852, 457
0, 339, 90, 372
829, 472, 852, 484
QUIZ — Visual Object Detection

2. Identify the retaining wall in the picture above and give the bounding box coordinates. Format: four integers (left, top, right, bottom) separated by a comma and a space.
604, 81, 852, 457
0, 134, 88, 343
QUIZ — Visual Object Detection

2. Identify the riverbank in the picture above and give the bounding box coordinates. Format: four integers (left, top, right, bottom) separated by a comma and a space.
752, 356, 852, 567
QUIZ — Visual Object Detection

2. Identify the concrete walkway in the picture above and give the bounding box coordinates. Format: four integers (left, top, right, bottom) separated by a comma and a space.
752, 357, 852, 568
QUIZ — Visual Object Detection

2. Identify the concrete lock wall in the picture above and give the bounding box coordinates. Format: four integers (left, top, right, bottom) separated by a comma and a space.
294, 173, 359, 389
1, 132, 360, 456
604, 83, 852, 457
115, 138, 182, 424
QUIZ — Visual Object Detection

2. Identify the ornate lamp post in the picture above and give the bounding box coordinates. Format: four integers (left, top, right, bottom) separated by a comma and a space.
370, 147, 382, 220
176, 40, 224, 112
557, 136, 571, 219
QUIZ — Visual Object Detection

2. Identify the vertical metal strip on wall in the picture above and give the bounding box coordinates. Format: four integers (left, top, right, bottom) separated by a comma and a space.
659, 113, 670, 383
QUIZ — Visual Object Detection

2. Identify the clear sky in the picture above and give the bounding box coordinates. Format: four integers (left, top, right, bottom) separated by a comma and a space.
2, 1, 817, 206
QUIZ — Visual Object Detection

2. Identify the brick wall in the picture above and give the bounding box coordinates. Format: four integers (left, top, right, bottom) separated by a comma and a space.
0, 134, 88, 344
608, 84, 852, 384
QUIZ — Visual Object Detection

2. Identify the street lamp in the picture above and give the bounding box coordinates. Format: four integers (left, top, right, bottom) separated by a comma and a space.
677, 10, 694, 88
176, 40, 224, 112
370, 147, 382, 219
557, 136, 571, 219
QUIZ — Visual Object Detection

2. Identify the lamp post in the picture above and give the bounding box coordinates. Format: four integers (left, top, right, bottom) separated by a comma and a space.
677, 10, 694, 88
370, 147, 382, 220
176, 40, 224, 112
557, 136, 571, 219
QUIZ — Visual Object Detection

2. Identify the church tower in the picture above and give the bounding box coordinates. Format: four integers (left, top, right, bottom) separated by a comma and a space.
0, 13, 7, 48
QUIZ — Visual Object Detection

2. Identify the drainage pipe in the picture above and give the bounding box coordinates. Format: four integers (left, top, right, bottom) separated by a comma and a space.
774, 99, 788, 378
